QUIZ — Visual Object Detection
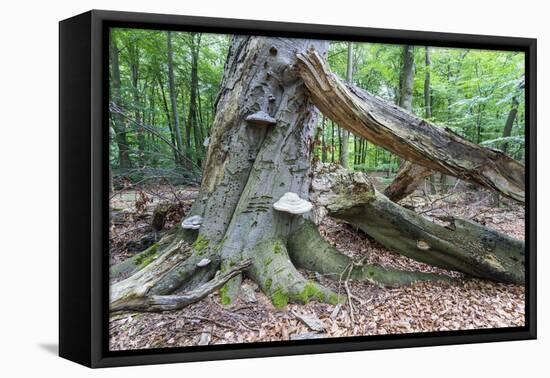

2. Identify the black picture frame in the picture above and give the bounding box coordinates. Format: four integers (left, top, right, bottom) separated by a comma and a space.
59, 9, 537, 368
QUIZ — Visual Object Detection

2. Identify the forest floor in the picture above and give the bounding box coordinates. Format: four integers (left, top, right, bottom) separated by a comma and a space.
109, 181, 525, 351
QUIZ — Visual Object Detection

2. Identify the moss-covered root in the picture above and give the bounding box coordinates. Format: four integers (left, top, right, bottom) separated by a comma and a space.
288, 221, 452, 287
110, 226, 192, 280
245, 237, 341, 308
110, 234, 220, 312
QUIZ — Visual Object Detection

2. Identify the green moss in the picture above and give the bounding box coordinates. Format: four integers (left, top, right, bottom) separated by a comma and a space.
273, 243, 282, 254
134, 244, 159, 269
192, 234, 209, 252
297, 282, 327, 304
265, 278, 273, 291
264, 257, 273, 267
271, 288, 289, 308
219, 284, 231, 305
328, 293, 341, 305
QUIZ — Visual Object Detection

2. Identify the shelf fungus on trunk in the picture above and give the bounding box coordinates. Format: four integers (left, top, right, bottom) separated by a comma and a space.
245, 110, 277, 126
181, 215, 203, 230
273, 192, 313, 215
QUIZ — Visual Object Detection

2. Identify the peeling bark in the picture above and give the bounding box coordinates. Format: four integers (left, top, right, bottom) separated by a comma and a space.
296, 50, 525, 203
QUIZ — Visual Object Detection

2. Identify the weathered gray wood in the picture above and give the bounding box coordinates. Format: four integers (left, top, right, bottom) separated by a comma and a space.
146, 259, 251, 312
296, 50, 525, 203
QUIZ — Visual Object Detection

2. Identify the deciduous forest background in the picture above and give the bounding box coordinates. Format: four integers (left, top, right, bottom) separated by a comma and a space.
109, 29, 525, 187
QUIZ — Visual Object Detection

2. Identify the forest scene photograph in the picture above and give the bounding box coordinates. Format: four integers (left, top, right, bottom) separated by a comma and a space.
108, 27, 526, 351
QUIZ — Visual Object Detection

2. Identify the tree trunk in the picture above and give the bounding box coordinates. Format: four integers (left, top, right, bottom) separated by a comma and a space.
310, 164, 524, 284
187, 33, 203, 166
398, 45, 414, 110
111, 37, 344, 312
502, 96, 519, 154
321, 115, 327, 162
339, 43, 353, 168
296, 50, 525, 203
109, 39, 132, 169
129, 43, 146, 166
166, 31, 185, 166
157, 75, 180, 166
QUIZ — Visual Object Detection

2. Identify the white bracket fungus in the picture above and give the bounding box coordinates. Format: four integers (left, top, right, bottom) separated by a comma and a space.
181, 215, 203, 230
273, 192, 313, 215
196, 258, 211, 267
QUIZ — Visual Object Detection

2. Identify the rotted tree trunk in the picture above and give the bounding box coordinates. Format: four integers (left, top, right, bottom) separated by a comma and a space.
111, 36, 347, 312
310, 164, 525, 285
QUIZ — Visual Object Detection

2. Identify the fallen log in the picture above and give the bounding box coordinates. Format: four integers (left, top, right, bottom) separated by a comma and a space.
297, 50, 525, 203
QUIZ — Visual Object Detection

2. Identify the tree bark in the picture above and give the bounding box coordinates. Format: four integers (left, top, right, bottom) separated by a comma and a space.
339, 43, 353, 168
109, 39, 132, 169
310, 164, 524, 284
110, 37, 343, 312
187, 33, 203, 166
398, 45, 415, 110
166, 31, 185, 166
296, 50, 525, 203
502, 96, 519, 154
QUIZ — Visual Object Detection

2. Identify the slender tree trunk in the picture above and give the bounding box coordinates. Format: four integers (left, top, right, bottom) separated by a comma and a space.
502, 96, 519, 154
157, 75, 179, 166
424, 47, 437, 194
109, 39, 132, 169
424, 47, 432, 119
321, 115, 327, 162
166, 31, 185, 167
187, 33, 203, 166
339, 43, 352, 168
398, 45, 415, 110
129, 46, 146, 166
331, 120, 335, 163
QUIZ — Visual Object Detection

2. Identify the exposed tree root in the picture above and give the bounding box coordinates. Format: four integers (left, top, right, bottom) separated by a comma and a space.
110, 226, 195, 281
246, 238, 341, 308
288, 221, 451, 287
114, 259, 251, 312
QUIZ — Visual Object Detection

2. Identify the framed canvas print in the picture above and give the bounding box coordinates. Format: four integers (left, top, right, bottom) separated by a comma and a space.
59, 10, 536, 368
